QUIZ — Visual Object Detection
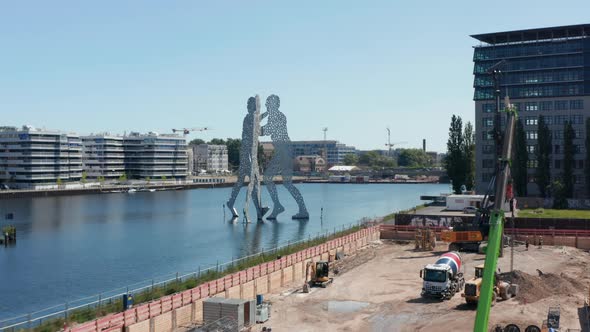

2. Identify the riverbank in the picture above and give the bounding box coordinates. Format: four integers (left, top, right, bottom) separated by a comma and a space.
0, 177, 443, 199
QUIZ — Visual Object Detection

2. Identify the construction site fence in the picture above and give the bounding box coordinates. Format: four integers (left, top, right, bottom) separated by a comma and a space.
379, 224, 590, 237
0, 224, 379, 332
393, 214, 590, 230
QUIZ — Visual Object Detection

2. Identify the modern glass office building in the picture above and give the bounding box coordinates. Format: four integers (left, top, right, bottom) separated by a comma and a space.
81, 134, 126, 180
289, 140, 356, 166
0, 125, 83, 188
124, 132, 188, 180
472, 24, 590, 197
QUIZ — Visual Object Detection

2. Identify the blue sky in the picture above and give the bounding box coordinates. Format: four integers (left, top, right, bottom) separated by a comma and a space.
1, 1, 588, 152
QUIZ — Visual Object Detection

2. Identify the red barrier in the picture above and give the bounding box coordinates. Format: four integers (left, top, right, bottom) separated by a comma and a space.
68, 225, 378, 332
124, 309, 137, 326
161, 297, 172, 313
135, 304, 150, 321
70, 321, 96, 332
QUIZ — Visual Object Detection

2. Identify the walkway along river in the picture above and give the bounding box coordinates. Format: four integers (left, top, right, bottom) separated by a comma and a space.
0, 183, 448, 320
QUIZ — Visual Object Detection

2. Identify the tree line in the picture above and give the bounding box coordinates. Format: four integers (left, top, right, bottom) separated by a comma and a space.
512, 115, 580, 208
445, 115, 475, 194
445, 114, 590, 207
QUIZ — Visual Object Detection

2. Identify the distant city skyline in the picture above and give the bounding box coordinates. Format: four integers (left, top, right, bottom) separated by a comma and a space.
1, 1, 589, 153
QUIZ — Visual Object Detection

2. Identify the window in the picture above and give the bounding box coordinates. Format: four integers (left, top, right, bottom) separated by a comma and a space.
554, 115, 568, 125
482, 145, 494, 154
526, 131, 538, 140
544, 116, 554, 125
539, 101, 553, 111
555, 145, 560, 154
482, 173, 492, 182
483, 118, 494, 127
570, 100, 584, 110
577, 160, 584, 169
524, 102, 538, 112
482, 159, 494, 168
574, 130, 582, 138
571, 114, 583, 125
552, 130, 564, 139
527, 145, 536, 153
575, 175, 582, 184
483, 131, 494, 140
482, 104, 495, 113
555, 100, 569, 110
554, 159, 561, 169
527, 160, 538, 168
525, 117, 538, 126
575, 145, 581, 153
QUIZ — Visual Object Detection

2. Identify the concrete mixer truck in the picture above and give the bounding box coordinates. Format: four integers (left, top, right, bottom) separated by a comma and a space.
420, 251, 465, 300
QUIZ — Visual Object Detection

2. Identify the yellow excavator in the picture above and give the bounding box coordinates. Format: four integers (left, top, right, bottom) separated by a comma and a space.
302, 261, 333, 293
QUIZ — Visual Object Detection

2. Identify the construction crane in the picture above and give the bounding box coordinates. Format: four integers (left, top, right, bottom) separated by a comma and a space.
385, 128, 407, 158
171, 127, 209, 137
473, 60, 517, 331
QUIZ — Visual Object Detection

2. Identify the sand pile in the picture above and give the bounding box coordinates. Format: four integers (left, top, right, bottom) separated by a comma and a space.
500, 270, 584, 303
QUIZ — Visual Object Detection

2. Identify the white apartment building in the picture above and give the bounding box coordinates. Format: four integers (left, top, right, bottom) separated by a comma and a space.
193, 144, 228, 173
0, 125, 83, 188
81, 134, 125, 180
124, 132, 188, 180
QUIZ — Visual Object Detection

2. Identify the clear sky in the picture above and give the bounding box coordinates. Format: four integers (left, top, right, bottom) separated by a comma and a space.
1, 1, 588, 152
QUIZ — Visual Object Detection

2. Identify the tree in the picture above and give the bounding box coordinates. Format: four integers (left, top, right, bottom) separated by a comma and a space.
551, 180, 569, 209
397, 149, 430, 168
586, 118, 590, 196
562, 121, 575, 198
358, 151, 396, 169
463, 121, 476, 190
97, 176, 105, 186
189, 138, 205, 146
161, 175, 167, 181
445, 115, 466, 194
118, 174, 127, 183
56, 178, 63, 189
208, 138, 226, 145
343, 153, 359, 165
81, 171, 87, 184
226, 138, 241, 168
145, 176, 151, 184
535, 115, 552, 197
512, 119, 528, 196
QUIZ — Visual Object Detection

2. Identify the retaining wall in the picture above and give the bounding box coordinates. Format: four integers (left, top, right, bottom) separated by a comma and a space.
380, 225, 590, 250
67, 226, 380, 332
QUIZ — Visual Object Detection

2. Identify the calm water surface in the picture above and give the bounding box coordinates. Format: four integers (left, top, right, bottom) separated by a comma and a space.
0, 183, 448, 318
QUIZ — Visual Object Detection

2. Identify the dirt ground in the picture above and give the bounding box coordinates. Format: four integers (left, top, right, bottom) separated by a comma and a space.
259, 240, 590, 332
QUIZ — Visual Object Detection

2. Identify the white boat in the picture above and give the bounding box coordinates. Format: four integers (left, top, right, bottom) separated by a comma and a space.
127, 188, 137, 193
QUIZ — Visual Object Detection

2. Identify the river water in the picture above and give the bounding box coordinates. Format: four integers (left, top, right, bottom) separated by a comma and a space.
0, 183, 448, 319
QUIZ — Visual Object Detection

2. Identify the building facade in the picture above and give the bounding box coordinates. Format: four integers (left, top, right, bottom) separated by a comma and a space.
0, 126, 83, 188
81, 134, 125, 180
289, 140, 356, 166
124, 132, 188, 180
294, 155, 326, 173
193, 144, 228, 173
472, 24, 590, 197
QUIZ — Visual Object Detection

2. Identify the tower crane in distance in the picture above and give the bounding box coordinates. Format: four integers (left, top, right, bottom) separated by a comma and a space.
385, 128, 407, 158
171, 127, 210, 137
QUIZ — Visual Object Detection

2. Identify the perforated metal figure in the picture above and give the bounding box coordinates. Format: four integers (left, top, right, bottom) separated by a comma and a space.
260, 95, 309, 220
226, 96, 264, 220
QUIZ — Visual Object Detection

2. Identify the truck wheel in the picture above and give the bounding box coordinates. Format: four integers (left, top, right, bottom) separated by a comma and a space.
449, 243, 459, 252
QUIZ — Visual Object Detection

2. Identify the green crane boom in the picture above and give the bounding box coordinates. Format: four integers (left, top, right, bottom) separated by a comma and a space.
473, 100, 517, 331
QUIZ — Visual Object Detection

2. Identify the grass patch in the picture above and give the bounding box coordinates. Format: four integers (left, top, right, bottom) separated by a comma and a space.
519, 208, 590, 219
26, 224, 365, 331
